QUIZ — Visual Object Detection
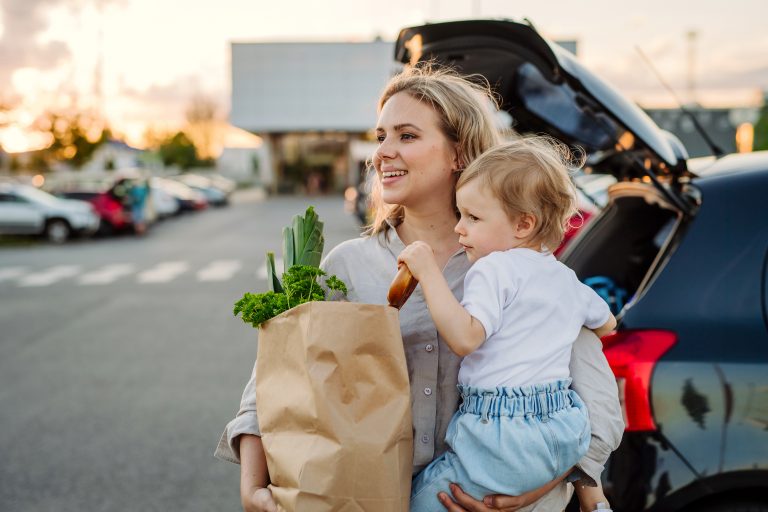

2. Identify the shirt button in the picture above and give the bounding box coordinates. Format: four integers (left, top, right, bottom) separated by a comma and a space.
425, 344, 434, 352
424, 387, 432, 396
421, 434, 430, 444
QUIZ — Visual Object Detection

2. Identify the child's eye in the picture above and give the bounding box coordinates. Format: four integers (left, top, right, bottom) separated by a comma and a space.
467, 214, 479, 222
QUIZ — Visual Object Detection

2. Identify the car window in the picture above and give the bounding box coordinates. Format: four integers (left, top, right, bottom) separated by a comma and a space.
16, 186, 61, 206
0, 193, 29, 204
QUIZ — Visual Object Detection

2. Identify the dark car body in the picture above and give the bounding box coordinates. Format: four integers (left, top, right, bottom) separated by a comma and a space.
396, 19, 768, 512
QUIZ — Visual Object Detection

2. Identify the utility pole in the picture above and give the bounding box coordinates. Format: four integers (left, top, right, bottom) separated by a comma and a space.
686, 30, 698, 106
472, 0, 481, 17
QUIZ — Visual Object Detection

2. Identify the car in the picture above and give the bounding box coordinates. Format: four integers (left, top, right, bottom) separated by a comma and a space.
169, 174, 229, 207
54, 189, 132, 235
150, 184, 180, 219
151, 177, 207, 212
396, 19, 768, 512
0, 182, 100, 243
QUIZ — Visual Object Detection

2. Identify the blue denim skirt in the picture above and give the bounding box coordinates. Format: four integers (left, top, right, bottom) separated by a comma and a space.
410, 379, 590, 511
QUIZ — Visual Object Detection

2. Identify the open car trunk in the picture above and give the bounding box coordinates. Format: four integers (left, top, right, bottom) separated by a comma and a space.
560, 182, 685, 315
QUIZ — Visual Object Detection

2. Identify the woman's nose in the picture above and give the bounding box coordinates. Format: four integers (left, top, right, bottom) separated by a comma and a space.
375, 136, 396, 160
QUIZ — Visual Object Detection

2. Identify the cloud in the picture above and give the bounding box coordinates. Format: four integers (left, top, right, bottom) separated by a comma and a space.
0, 0, 121, 90
0, 0, 70, 87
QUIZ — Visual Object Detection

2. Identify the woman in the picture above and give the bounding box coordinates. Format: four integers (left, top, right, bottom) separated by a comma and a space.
216, 65, 624, 512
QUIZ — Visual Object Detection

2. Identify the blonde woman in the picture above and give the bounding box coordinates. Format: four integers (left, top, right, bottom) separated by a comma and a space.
216, 65, 624, 512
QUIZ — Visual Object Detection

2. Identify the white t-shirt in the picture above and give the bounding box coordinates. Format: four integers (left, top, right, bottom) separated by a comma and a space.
459, 248, 610, 388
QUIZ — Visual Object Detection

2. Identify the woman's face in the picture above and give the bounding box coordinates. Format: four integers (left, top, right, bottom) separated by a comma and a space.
373, 92, 458, 209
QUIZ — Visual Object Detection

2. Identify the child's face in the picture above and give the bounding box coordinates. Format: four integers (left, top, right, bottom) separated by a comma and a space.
455, 180, 535, 262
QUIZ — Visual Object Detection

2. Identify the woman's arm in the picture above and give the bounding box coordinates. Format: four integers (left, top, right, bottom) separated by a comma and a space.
569, 327, 625, 486
240, 435, 277, 512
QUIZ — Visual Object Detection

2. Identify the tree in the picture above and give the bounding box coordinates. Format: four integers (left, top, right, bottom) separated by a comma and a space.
184, 94, 221, 163
35, 108, 108, 169
159, 131, 199, 169
754, 95, 768, 152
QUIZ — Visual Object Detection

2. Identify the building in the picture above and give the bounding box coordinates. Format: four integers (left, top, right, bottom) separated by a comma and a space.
230, 40, 400, 193
644, 107, 760, 158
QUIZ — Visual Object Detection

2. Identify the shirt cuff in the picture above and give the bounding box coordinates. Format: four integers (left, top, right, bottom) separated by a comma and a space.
213, 411, 261, 465
570, 455, 604, 487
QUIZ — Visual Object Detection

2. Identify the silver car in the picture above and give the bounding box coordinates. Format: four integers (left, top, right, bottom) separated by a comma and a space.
0, 183, 100, 243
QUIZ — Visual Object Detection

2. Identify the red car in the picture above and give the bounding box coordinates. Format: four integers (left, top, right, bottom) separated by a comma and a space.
55, 190, 132, 235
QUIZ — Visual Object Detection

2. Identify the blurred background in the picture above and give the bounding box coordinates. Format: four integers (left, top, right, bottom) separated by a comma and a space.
1, 1, 767, 511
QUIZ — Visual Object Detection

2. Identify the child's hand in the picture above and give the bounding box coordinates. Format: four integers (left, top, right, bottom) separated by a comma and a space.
398, 241, 439, 282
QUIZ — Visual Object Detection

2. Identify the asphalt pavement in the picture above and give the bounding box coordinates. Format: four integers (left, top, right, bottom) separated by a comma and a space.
0, 191, 361, 512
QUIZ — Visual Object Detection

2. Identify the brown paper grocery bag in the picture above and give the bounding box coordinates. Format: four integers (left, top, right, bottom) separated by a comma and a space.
255, 300, 413, 512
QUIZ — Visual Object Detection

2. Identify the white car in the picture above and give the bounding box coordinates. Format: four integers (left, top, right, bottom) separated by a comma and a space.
150, 184, 180, 218
0, 183, 100, 243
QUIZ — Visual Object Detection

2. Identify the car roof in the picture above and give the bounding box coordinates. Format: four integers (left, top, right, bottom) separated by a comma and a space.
691, 151, 768, 181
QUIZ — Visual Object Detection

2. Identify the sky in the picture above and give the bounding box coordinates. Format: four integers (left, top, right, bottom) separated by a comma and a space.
0, 0, 767, 152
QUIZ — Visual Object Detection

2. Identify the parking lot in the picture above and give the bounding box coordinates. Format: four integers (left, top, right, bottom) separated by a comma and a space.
0, 193, 360, 512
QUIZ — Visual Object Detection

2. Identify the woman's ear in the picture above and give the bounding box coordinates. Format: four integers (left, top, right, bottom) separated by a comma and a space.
453, 148, 464, 173
515, 213, 537, 238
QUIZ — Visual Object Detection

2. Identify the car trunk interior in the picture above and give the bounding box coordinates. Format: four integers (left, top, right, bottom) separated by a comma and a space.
561, 182, 684, 314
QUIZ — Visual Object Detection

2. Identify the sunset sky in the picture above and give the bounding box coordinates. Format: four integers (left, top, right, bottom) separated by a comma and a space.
1, 0, 767, 152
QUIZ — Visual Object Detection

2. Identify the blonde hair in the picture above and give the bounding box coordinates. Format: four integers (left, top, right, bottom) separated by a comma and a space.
457, 136, 583, 251
368, 63, 503, 234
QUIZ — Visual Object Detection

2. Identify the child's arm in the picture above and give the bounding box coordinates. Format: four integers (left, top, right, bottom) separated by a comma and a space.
398, 242, 486, 357
574, 480, 611, 511
592, 313, 617, 338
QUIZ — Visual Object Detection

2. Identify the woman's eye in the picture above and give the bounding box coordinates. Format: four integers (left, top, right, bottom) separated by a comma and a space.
400, 133, 416, 141
376, 134, 385, 143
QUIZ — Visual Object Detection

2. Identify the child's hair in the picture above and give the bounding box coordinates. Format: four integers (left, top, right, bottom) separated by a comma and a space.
368, 63, 503, 234
456, 136, 583, 251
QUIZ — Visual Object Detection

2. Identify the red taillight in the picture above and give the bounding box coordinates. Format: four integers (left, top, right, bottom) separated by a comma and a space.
601, 330, 677, 432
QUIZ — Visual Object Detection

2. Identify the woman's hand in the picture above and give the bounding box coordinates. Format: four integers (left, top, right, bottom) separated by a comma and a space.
241, 487, 277, 512
438, 470, 569, 511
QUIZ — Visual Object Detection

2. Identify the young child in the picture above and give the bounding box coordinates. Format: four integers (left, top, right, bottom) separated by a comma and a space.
398, 137, 617, 512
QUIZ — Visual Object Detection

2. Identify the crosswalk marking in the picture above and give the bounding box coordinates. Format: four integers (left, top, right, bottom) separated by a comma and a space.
0, 267, 27, 282
79, 264, 135, 285
137, 261, 190, 284
197, 260, 242, 282
17, 265, 82, 287
0, 258, 256, 287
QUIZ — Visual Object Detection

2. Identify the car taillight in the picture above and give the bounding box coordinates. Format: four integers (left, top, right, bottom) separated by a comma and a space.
601, 330, 677, 432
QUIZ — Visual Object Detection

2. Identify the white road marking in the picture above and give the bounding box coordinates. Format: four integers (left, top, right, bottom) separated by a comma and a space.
136, 261, 189, 284
256, 257, 284, 280
197, 260, 242, 282
0, 267, 27, 283
17, 265, 81, 287
78, 264, 135, 285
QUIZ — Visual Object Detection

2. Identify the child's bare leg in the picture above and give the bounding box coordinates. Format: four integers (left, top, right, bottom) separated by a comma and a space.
574, 480, 611, 511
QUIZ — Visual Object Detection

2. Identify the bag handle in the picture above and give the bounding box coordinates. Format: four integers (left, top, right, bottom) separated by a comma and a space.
387, 263, 418, 309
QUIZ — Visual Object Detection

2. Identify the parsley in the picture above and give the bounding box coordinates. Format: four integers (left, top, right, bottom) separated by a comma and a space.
233, 207, 349, 329
234, 265, 348, 328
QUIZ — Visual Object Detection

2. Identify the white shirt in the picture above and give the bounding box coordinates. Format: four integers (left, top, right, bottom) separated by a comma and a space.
459, 248, 611, 388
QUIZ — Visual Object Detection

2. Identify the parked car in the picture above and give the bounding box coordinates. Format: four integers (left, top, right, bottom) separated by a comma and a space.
396, 19, 768, 512
0, 182, 100, 243
149, 184, 180, 219
151, 177, 207, 212
170, 174, 229, 207
54, 189, 132, 235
